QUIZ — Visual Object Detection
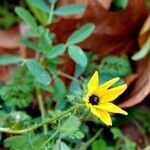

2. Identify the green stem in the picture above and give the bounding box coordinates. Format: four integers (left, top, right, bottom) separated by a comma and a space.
36, 88, 48, 134
47, 2, 55, 24
57, 71, 77, 80
79, 129, 102, 150
0, 104, 84, 134
40, 130, 59, 150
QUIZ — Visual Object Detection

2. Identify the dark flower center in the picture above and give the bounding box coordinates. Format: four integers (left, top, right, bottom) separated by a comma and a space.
89, 94, 99, 105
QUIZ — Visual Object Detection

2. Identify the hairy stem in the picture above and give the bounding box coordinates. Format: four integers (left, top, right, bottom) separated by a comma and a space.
0, 104, 84, 134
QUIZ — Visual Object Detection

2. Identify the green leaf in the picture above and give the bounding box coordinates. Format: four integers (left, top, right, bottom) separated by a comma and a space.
110, 127, 123, 140
53, 77, 66, 100
67, 23, 95, 45
0, 55, 23, 65
49, 0, 57, 4
68, 45, 87, 67
48, 44, 66, 59
21, 38, 39, 51
4, 111, 31, 130
26, 0, 48, 25
30, 134, 49, 150
112, 0, 128, 9
124, 137, 136, 150
27, 0, 50, 13
4, 135, 28, 150
54, 4, 86, 16
60, 115, 84, 139
74, 64, 85, 77
132, 37, 150, 60
99, 55, 132, 77
15, 7, 37, 29
91, 139, 113, 150
0, 66, 34, 108
26, 59, 51, 85
56, 140, 70, 150
4, 134, 50, 150
69, 79, 81, 94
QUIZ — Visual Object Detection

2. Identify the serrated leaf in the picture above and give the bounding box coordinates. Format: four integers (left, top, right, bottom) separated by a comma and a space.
67, 23, 95, 45
0, 66, 34, 108
61, 116, 80, 131
56, 141, 70, 150
4, 135, 28, 150
0, 55, 23, 65
68, 130, 84, 140
68, 45, 87, 67
27, 0, 50, 13
30, 134, 49, 149
4, 111, 31, 130
54, 4, 86, 16
99, 55, 132, 77
60, 115, 82, 139
48, 44, 66, 59
4, 134, 50, 150
132, 36, 150, 60
15, 7, 37, 29
26, 59, 51, 85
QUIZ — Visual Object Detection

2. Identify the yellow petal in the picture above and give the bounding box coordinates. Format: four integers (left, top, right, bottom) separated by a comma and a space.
96, 102, 128, 115
101, 84, 127, 102
91, 107, 112, 126
100, 77, 120, 90
88, 71, 99, 90
95, 77, 120, 97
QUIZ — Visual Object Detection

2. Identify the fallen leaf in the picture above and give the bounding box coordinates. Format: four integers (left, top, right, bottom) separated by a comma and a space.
0, 25, 20, 49
0, 24, 35, 82
119, 53, 150, 108
138, 14, 150, 53
125, 74, 138, 86
139, 14, 150, 36
122, 123, 145, 148
132, 14, 150, 60
96, 0, 112, 9
50, 0, 148, 55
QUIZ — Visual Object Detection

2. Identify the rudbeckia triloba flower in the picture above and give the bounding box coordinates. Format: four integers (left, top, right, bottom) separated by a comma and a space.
83, 71, 128, 126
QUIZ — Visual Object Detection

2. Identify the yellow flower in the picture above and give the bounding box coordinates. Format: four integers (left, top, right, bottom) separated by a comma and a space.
83, 71, 128, 126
